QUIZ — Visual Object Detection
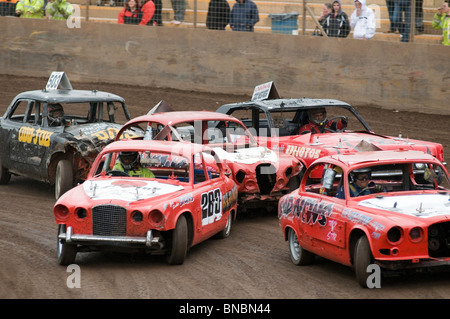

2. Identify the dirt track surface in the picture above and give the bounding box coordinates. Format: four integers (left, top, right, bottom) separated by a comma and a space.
1, 75, 450, 299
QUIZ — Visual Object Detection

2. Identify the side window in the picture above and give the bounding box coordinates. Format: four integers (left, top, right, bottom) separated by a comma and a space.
305, 163, 343, 197
193, 153, 207, 184
8, 100, 30, 123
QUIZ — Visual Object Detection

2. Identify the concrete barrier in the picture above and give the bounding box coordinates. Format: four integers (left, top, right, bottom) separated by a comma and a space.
0, 17, 448, 115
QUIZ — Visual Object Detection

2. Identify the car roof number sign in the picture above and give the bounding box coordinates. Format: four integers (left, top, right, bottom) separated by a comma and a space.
251, 81, 280, 101
45, 71, 73, 91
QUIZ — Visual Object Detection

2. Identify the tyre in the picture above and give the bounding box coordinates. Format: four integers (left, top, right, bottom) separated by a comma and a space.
55, 160, 73, 199
354, 236, 373, 288
288, 228, 314, 265
166, 214, 188, 265
0, 158, 11, 185
215, 212, 233, 239
57, 224, 77, 266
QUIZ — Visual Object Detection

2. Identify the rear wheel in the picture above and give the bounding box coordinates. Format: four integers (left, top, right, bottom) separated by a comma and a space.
55, 160, 73, 199
215, 212, 233, 239
288, 228, 314, 265
166, 214, 188, 265
57, 224, 77, 266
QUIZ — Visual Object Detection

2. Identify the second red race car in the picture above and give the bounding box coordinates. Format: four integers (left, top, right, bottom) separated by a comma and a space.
115, 110, 303, 212
279, 150, 450, 287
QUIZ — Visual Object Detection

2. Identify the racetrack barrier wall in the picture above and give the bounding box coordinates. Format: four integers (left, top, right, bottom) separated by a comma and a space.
0, 17, 448, 115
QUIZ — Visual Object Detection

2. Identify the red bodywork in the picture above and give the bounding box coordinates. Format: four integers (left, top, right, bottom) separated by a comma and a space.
54, 140, 238, 262
116, 111, 303, 210
279, 150, 450, 278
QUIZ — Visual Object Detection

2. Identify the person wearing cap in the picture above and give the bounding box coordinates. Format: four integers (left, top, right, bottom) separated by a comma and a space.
336, 167, 384, 199
113, 152, 155, 178
15, 0, 44, 18
299, 108, 347, 134
349, 0, 376, 39
45, 0, 73, 20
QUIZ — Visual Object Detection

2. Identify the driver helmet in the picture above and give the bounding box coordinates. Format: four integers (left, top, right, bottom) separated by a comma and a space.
307, 108, 327, 125
48, 103, 64, 119
119, 151, 139, 170
350, 167, 372, 182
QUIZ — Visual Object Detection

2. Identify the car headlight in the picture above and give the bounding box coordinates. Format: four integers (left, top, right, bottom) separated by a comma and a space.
387, 226, 403, 244
54, 204, 70, 221
409, 227, 423, 243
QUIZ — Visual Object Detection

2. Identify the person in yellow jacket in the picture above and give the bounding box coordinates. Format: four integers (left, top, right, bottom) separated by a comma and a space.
15, 0, 44, 18
45, 0, 73, 20
432, 0, 450, 46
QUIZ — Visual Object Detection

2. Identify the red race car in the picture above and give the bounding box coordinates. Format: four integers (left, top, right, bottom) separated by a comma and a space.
115, 110, 303, 212
278, 150, 450, 287
54, 139, 238, 265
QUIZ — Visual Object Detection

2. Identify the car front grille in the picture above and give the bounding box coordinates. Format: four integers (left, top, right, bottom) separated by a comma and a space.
256, 163, 276, 195
428, 221, 450, 258
92, 205, 127, 236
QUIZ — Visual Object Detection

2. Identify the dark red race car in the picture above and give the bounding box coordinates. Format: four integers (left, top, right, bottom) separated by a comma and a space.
115, 110, 302, 212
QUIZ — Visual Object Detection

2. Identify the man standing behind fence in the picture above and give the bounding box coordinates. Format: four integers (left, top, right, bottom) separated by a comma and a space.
206, 0, 230, 30
230, 0, 259, 32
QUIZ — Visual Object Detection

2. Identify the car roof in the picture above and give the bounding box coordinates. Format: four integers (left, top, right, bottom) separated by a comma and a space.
102, 139, 212, 156
12, 89, 125, 103
217, 98, 351, 113
123, 111, 240, 125
327, 150, 440, 166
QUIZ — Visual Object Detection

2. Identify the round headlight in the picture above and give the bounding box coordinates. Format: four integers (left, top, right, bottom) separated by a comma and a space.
409, 227, 423, 243
76, 208, 87, 219
132, 210, 143, 223
54, 204, 69, 221
148, 210, 165, 227
387, 226, 403, 244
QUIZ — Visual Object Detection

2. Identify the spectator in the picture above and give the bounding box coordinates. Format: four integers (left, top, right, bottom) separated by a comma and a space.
432, 0, 450, 46
0, 0, 19, 16
46, 0, 73, 20
206, 0, 230, 30
230, 0, 259, 32
322, 0, 350, 37
139, 0, 155, 25
393, 0, 411, 42
113, 152, 155, 178
350, 0, 376, 40
170, 0, 185, 24
318, 3, 332, 27
385, 0, 397, 33
415, 0, 424, 34
15, 0, 44, 18
299, 108, 347, 134
118, 0, 141, 24
150, 0, 162, 26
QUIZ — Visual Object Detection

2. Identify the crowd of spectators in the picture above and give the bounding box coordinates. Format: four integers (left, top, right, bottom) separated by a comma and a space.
1, 0, 447, 45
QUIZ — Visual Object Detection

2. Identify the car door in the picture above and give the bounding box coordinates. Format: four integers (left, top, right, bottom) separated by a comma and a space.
192, 151, 226, 241
1, 99, 46, 176
299, 163, 347, 256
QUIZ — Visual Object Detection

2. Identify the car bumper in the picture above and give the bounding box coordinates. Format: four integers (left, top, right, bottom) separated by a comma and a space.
376, 258, 450, 270
59, 226, 163, 249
